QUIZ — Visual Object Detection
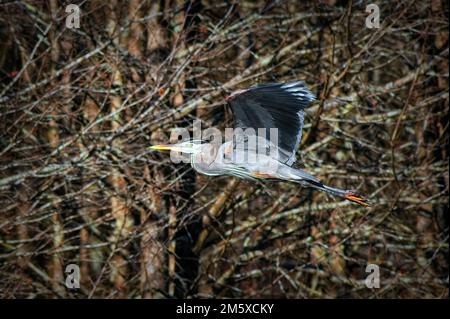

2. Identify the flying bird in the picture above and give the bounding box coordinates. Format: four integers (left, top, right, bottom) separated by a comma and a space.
151, 81, 369, 206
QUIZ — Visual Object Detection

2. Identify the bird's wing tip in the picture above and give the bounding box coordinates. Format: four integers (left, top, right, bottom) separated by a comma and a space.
281, 81, 316, 102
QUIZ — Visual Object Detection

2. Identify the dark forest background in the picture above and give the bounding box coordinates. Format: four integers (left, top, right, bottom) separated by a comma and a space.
0, 0, 448, 298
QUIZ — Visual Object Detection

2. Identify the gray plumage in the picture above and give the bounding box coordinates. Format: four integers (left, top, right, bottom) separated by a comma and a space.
228, 81, 315, 166
151, 81, 369, 206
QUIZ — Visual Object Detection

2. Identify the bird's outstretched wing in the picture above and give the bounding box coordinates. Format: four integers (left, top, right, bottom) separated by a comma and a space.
227, 81, 315, 166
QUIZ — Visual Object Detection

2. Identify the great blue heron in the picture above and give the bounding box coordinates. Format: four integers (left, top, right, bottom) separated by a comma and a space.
151, 81, 369, 206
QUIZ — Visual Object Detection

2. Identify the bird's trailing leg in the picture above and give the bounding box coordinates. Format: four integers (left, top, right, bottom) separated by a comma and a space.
251, 169, 369, 206
342, 192, 370, 206
307, 181, 370, 207
278, 166, 370, 206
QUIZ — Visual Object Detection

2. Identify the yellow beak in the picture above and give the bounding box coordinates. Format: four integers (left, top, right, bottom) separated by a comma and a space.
150, 143, 196, 154
150, 144, 176, 151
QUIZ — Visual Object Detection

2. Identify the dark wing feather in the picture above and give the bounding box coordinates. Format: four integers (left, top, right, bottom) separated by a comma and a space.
228, 81, 315, 166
